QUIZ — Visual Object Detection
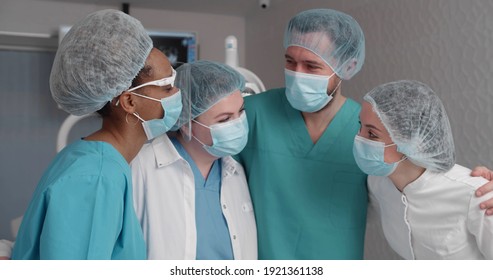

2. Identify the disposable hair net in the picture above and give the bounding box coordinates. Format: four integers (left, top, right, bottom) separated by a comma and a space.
50, 9, 153, 116
364, 80, 455, 172
284, 9, 365, 80
171, 60, 245, 133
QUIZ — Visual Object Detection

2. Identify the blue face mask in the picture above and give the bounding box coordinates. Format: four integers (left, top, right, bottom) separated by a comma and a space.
352, 135, 407, 176
284, 68, 340, 113
132, 90, 183, 140
192, 111, 249, 158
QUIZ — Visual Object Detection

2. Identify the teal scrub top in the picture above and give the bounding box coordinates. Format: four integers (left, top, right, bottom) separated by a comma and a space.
170, 137, 234, 260
236, 88, 368, 260
12, 140, 146, 260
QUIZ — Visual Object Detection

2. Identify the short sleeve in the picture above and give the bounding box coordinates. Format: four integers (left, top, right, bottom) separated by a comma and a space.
40, 174, 125, 259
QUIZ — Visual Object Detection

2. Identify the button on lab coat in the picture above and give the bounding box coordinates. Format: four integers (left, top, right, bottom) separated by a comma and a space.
131, 134, 257, 260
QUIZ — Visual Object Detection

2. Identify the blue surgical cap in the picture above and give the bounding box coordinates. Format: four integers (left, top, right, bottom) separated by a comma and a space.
50, 9, 153, 116
284, 9, 365, 80
171, 60, 245, 131
364, 80, 456, 172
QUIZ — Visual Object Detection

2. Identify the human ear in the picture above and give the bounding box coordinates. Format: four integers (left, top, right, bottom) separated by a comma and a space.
117, 92, 137, 114
343, 58, 358, 78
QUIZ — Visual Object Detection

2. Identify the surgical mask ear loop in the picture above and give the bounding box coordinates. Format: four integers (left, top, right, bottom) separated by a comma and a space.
386, 144, 407, 165
190, 120, 211, 146
330, 80, 342, 97
125, 112, 142, 125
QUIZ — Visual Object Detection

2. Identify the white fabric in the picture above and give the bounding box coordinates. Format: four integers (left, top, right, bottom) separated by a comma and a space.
131, 134, 257, 260
0, 240, 13, 259
369, 164, 493, 259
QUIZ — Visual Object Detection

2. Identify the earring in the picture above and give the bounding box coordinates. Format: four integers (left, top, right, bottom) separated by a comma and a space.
125, 113, 140, 125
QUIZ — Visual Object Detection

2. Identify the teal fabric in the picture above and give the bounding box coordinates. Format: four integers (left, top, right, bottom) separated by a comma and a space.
12, 140, 146, 260
170, 137, 233, 260
236, 88, 368, 259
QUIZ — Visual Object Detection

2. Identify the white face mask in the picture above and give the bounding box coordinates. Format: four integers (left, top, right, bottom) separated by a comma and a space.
192, 112, 249, 158
284, 68, 340, 112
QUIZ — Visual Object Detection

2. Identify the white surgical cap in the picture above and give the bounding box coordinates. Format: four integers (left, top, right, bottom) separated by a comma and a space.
284, 9, 365, 80
171, 60, 245, 131
50, 9, 153, 116
364, 80, 455, 172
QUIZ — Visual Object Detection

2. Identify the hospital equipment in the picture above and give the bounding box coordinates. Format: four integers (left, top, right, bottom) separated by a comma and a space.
225, 35, 266, 95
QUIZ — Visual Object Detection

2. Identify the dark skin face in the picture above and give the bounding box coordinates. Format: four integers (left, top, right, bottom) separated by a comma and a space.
124, 48, 179, 122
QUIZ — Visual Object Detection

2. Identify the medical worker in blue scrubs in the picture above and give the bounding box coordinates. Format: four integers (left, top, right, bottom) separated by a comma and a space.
12, 10, 182, 259
235, 9, 367, 259
131, 60, 257, 260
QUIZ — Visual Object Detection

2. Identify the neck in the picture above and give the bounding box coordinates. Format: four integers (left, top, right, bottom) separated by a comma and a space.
177, 133, 216, 179
84, 115, 148, 163
301, 88, 346, 143
388, 159, 426, 192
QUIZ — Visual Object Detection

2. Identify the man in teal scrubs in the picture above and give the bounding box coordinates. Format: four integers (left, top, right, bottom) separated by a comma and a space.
236, 9, 367, 259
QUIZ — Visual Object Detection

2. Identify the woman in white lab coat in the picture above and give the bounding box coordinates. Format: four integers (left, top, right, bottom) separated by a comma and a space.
131, 60, 257, 260
352, 80, 493, 259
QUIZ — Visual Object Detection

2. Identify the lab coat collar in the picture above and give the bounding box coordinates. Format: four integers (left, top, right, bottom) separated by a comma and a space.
151, 134, 183, 168
150, 134, 241, 178
221, 156, 240, 178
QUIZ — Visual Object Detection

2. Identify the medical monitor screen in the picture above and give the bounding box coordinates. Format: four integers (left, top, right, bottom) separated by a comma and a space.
148, 31, 197, 68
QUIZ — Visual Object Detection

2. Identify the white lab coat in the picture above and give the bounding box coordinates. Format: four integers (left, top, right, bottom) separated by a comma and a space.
369, 164, 493, 259
131, 134, 257, 260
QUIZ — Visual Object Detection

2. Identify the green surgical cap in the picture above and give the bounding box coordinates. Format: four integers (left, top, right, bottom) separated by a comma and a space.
50, 9, 153, 115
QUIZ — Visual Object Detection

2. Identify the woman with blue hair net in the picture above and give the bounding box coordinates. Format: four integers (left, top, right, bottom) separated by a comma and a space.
12, 10, 182, 259
353, 80, 493, 259
130, 60, 257, 259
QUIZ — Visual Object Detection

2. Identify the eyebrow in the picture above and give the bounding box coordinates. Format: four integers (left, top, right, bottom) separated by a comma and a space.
284, 54, 324, 67
214, 102, 245, 120
365, 124, 383, 132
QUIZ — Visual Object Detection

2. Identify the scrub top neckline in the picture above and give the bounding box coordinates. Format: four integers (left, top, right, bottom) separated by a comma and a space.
281, 93, 358, 157
169, 136, 221, 191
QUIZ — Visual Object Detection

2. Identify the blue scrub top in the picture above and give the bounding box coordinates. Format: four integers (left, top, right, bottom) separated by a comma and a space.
171, 137, 234, 260
12, 140, 146, 260
236, 88, 368, 260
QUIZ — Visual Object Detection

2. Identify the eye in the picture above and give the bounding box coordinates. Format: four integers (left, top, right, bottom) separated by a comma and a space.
285, 59, 295, 65
161, 85, 174, 93
306, 64, 323, 71
218, 116, 231, 123
368, 130, 378, 139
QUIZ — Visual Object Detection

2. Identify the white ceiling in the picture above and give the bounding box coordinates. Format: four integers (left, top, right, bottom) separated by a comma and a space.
43, 0, 276, 16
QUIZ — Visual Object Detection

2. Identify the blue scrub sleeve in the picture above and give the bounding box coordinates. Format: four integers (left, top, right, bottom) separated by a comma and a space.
40, 174, 125, 259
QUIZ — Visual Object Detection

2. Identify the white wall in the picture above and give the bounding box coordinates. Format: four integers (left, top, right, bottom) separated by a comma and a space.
245, 0, 493, 259
0, 0, 246, 64
246, 0, 493, 169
